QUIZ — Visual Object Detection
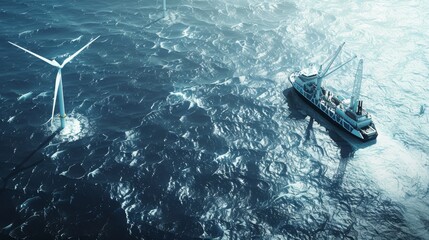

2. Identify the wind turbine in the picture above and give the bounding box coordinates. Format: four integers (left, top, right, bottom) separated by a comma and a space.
8, 36, 100, 129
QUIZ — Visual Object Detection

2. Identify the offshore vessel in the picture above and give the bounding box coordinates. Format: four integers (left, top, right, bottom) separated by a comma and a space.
288, 43, 378, 141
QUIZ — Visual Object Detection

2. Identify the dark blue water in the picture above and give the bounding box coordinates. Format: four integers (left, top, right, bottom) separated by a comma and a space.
1, 0, 429, 239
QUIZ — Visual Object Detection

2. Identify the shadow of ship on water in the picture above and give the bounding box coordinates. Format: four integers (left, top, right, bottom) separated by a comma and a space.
283, 88, 376, 188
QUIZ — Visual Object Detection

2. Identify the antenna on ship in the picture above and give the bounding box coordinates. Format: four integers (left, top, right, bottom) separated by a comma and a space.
163, 0, 167, 18
316, 42, 356, 100
350, 59, 363, 114
8, 36, 100, 129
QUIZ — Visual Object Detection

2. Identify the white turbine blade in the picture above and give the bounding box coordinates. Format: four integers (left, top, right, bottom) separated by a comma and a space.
61, 36, 100, 68
51, 70, 62, 124
8, 41, 61, 68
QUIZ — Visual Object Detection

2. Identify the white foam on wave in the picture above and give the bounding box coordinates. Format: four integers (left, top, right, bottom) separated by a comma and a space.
168, 90, 207, 110
70, 35, 83, 43
7, 116, 15, 123
17, 92, 33, 101
87, 168, 100, 178
18, 30, 32, 37
33, 91, 50, 100
50, 150, 65, 160
125, 129, 139, 141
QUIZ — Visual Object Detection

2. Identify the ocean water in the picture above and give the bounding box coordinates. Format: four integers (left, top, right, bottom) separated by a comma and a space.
0, 0, 428, 239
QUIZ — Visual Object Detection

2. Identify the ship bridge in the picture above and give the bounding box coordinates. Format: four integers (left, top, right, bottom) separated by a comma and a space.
299, 66, 318, 81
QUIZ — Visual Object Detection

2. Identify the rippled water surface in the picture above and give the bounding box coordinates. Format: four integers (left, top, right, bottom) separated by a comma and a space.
1, 0, 428, 239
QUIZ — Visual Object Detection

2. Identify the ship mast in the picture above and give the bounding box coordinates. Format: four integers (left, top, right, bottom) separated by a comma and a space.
350, 59, 363, 113
316, 42, 345, 100
315, 42, 356, 101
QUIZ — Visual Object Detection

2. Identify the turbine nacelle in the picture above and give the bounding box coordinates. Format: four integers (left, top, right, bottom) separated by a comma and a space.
52, 59, 61, 68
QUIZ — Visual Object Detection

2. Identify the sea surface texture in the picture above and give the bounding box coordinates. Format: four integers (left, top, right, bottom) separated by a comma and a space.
1, 0, 428, 239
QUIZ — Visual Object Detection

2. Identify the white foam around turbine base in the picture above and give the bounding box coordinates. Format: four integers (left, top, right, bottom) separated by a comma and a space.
49, 113, 92, 142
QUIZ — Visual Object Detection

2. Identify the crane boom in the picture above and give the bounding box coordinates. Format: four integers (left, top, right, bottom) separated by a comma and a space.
319, 42, 345, 77
350, 59, 363, 113
315, 42, 346, 100
324, 55, 357, 78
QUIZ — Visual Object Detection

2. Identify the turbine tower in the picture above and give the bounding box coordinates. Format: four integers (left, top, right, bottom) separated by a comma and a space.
9, 36, 100, 129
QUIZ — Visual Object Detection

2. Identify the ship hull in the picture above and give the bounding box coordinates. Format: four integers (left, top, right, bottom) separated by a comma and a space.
288, 74, 378, 142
